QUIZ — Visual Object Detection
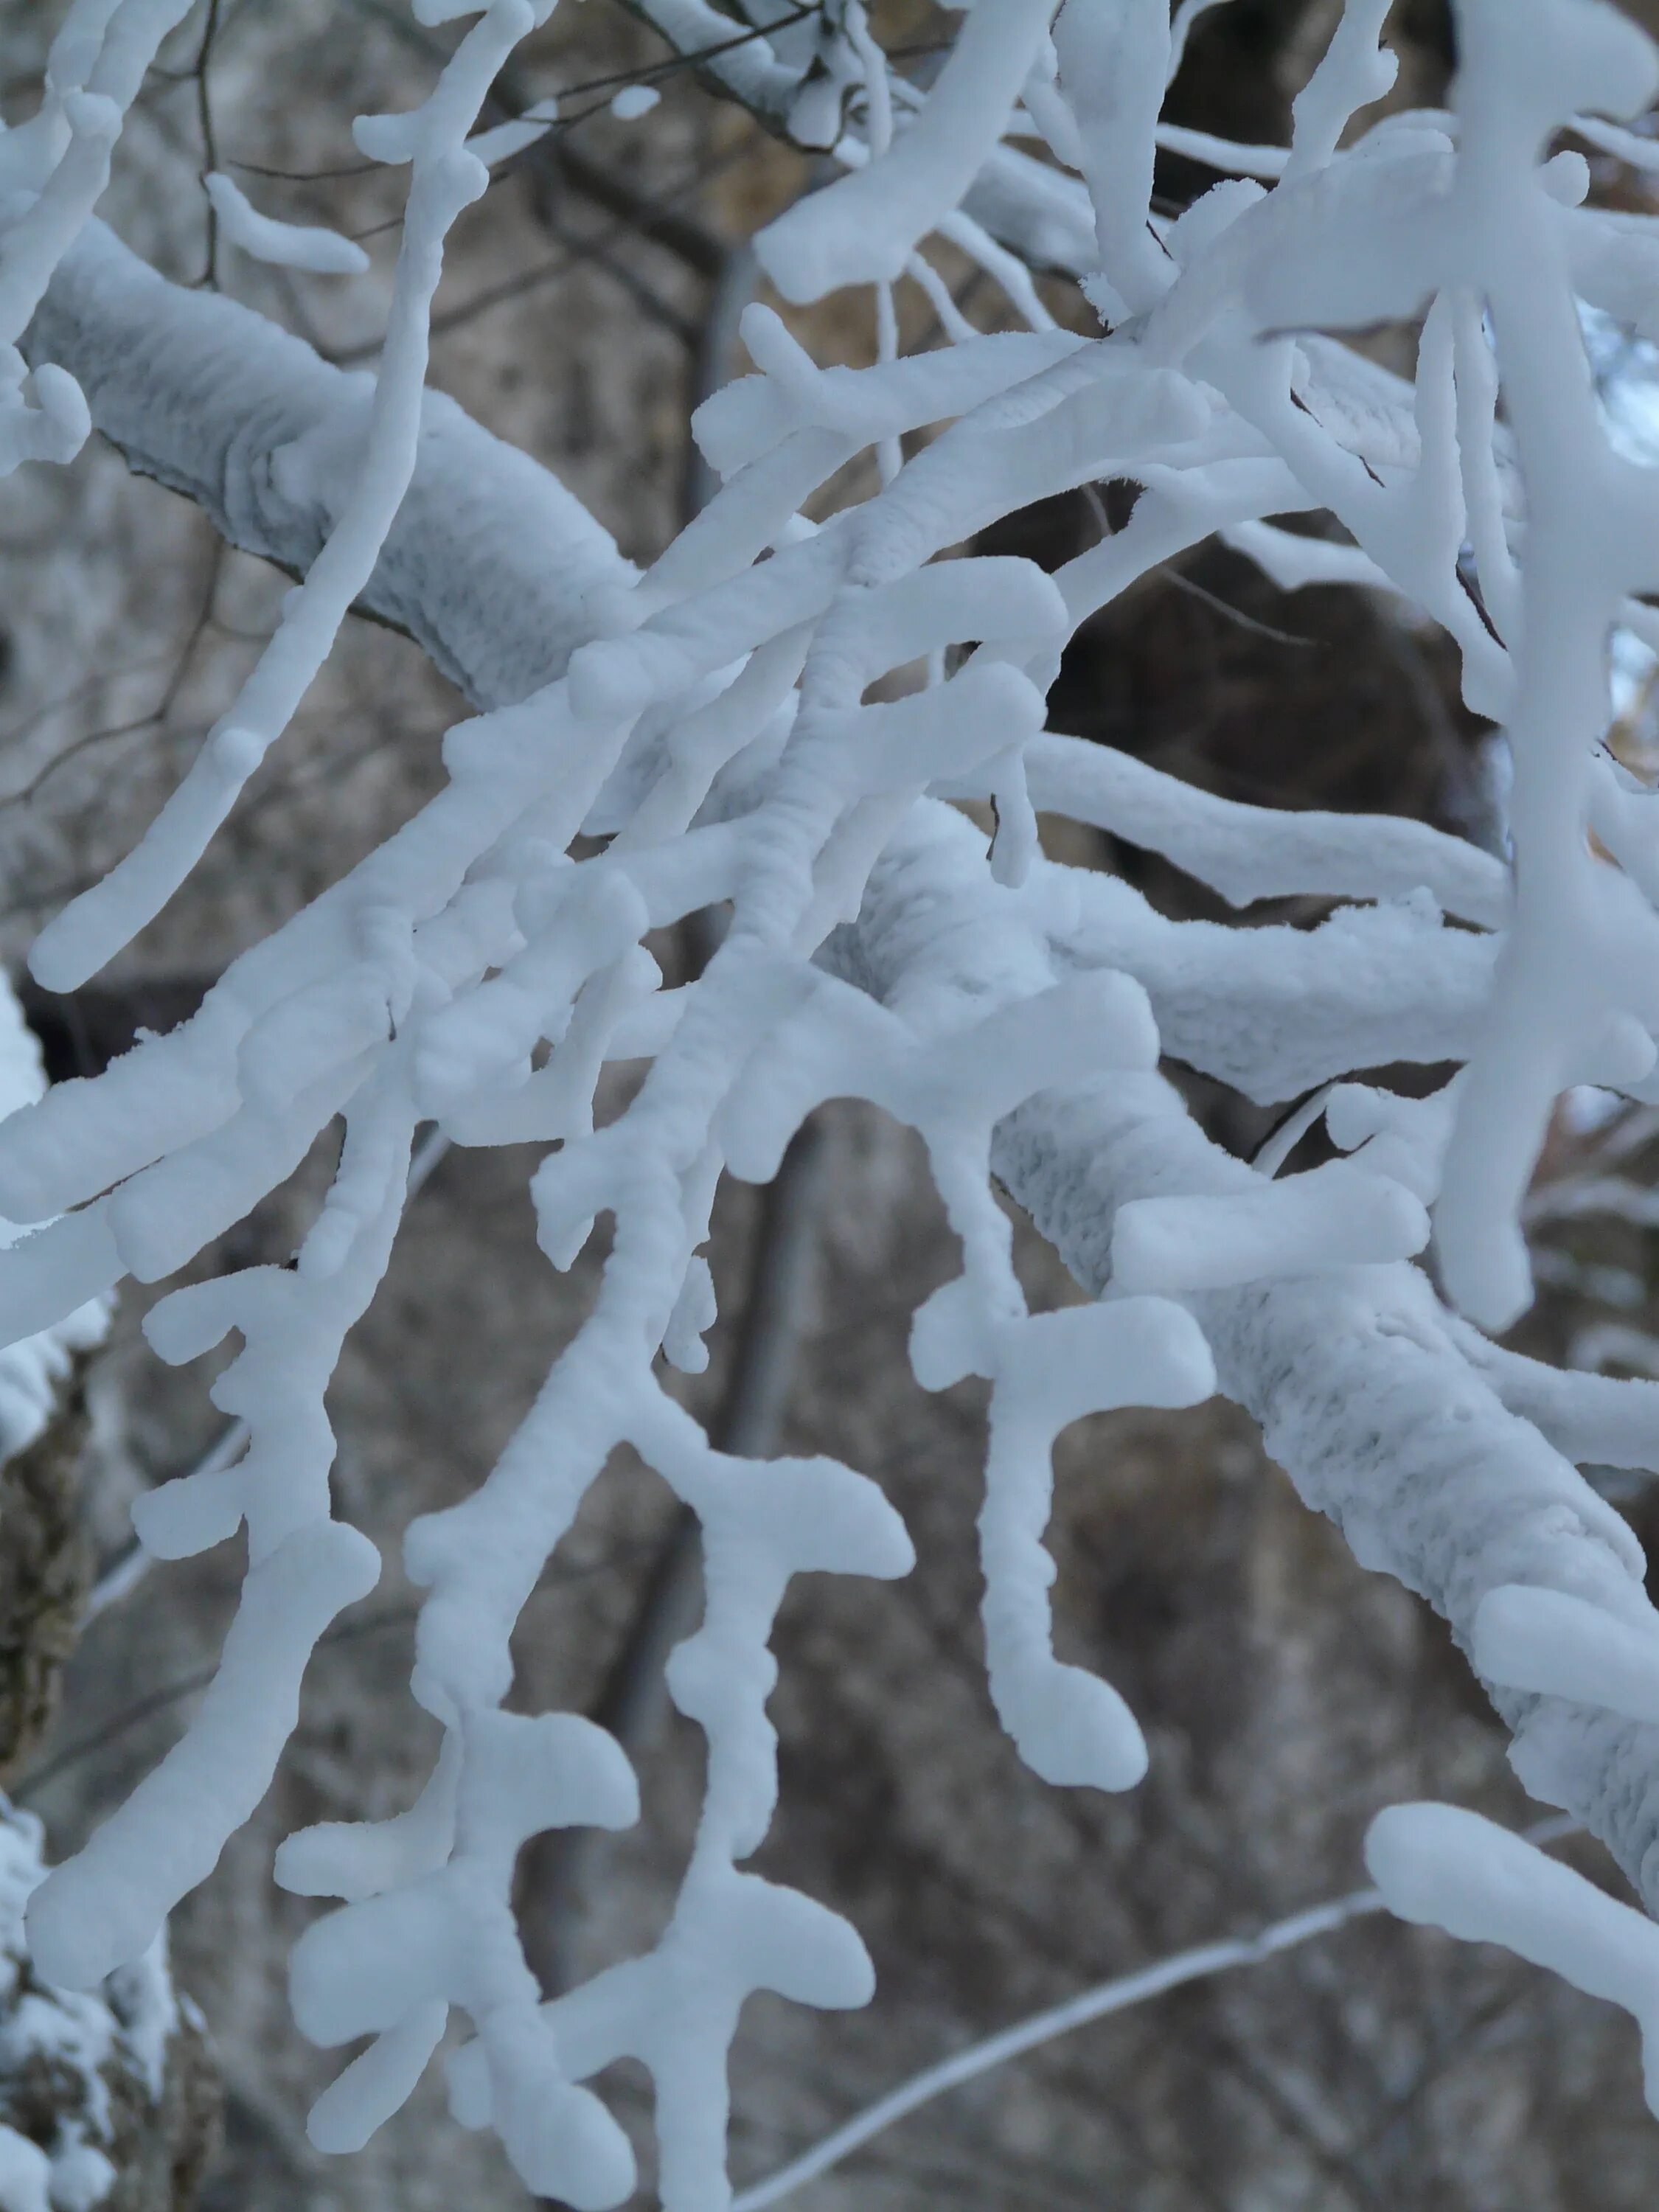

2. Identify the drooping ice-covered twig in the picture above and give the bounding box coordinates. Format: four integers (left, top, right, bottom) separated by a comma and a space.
1366, 1804, 1659, 2101
13, 0, 1659, 2199
203, 173, 371, 277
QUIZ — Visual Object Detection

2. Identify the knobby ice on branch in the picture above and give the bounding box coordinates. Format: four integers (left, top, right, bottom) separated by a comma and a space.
15, 0, 1659, 2202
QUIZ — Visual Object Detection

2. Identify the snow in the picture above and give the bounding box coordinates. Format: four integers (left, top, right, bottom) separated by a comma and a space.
0, 2128, 51, 2212
204, 173, 369, 275
1017, 731, 1507, 925
0, 1801, 181, 2211
1110, 1160, 1430, 1294
15, 0, 1659, 2199
0, 976, 107, 1463
1367, 1802, 1659, 2112
1474, 1582, 1659, 1725
29, 1522, 380, 1987
608, 84, 660, 120
755, 0, 1057, 301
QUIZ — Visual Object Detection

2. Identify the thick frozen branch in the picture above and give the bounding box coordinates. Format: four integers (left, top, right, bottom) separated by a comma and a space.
24, 221, 633, 709
1020, 731, 1509, 928
841, 801, 1659, 1913
29, 215, 1659, 2169
30, 251, 1591, 1833
1047, 866, 1493, 1103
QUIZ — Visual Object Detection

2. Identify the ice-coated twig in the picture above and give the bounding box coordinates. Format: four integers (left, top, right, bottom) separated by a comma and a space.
203, 172, 370, 275
1367, 1804, 1659, 2109
13, 0, 1659, 2199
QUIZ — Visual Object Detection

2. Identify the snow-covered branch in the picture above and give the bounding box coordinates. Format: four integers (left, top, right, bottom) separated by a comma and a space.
25, 218, 630, 712
13, 0, 1659, 2199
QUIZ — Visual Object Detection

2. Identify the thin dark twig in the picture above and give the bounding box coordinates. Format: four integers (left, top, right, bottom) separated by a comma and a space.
1082, 479, 1317, 649
0, 655, 178, 755
341, 64, 748, 246
0, 539, 229, 815
193, 0, 225, 286
344, 206, 413, 245
226, 153, 382, 182
325, 133, 750, 364
1, 713, 206, 814
234, 7, 808, 201
501, 7, 817, 112
1161, 564, 1322, 648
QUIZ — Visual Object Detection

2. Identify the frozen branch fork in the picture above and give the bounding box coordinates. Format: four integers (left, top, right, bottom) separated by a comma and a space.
12, 0, 1659, 2199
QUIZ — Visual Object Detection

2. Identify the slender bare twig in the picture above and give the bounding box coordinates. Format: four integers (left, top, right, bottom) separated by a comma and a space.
332, 0, 745, 278
731, 1816, 1582, 2212
1163, 563, 1321, 650
321, 136, 747, 366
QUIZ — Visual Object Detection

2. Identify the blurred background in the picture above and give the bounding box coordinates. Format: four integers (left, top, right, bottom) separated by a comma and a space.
6, 1, 1659, 2205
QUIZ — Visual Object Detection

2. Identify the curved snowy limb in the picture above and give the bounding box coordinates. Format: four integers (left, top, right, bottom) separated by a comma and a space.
755, 0, 1060, 301
1043, 860, 1495, 1104
28, 1519, 381, 1986
1367, 1804, 1659, 2111
1183, 0, 1659, 1329
844, 799, 1659, 1914
21, 81, 1659, 2193
29, 0, 557, 1009
1051, 0, 1174, 320
1015, 731, 1509, 926
1431, 7, 1659, 1332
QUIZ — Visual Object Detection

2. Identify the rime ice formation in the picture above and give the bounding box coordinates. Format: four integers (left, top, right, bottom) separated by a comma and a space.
10, 0, 1659, 2201
203, 173, 370, 276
